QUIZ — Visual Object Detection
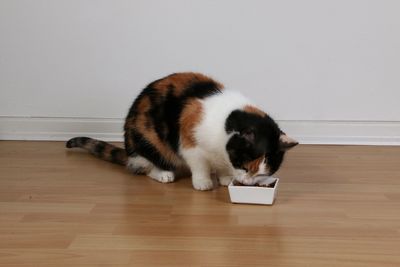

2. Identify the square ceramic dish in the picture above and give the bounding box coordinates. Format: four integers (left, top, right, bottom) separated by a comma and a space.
228, 177, 279, 205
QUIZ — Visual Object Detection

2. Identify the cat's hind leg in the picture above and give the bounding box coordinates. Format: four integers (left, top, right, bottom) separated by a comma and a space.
148, 167, 175, 183
127, 155, 175, 183
127, 155, 152, 174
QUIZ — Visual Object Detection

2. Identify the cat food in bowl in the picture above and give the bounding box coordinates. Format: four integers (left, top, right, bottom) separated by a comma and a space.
228, 177, 279, 205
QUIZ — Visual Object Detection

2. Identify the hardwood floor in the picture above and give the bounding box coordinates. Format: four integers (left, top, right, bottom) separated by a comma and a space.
0, 141, 400, 266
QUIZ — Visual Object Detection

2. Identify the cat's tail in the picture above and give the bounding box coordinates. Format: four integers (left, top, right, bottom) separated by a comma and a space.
66, 137, 127, 166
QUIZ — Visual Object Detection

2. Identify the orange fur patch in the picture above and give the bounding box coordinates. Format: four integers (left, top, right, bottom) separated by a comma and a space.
243, 105, 266, 117
137, 96, 151, 112
153, 72, 224, 97
124, 130, 134, 148
243, 156, 265, 176
180, 100, 203, 148
102, 144, 114, 161
124, 96, 152, 129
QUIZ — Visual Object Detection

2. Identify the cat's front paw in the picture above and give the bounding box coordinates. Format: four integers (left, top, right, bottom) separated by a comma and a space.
218, 176, 233, 186
192, 177, 214, 191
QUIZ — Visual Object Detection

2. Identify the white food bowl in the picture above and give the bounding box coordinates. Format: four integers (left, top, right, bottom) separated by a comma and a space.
228, 177, 279, 205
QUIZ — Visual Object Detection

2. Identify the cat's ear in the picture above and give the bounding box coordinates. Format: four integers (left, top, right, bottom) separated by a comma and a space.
279, 133, 298, 151
240, 129, 255, 144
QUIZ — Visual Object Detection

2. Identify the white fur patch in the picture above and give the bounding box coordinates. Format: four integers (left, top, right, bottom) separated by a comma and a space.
148, 168, 175, 183
180, 147, 214, 190
218, 176, 233, 186
126, 155, 152, 173
280, 134, 297, 144
232, 159, 269, 185
255, 159, 268, 176
190, 91, 253, 169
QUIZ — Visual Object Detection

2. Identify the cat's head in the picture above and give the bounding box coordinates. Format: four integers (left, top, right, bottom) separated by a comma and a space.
226, 109, 298, 185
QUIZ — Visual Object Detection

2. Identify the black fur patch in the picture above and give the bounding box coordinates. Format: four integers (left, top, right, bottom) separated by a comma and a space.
65, 139, 74, 148
66, 137, 127, 166
129, 130, 175, 171
225, 110, 283, 173
94, 141, 106, 156
66, 136, 90, 148
124, 130, 135, 156
182, 80, 222, 99
110, 148, 123, 164
162, 89, 182, 151
267, 150, 285, 175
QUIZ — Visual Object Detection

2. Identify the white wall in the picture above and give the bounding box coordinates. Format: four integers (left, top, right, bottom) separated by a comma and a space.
1, 0, 400, 144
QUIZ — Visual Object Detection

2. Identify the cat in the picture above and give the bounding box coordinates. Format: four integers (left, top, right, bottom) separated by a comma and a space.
66, 72, 298, 190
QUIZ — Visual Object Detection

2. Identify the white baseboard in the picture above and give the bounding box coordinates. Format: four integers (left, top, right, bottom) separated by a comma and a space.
1, 116, 400, 145
0, 117, 124, 142
278, 120, 400, 145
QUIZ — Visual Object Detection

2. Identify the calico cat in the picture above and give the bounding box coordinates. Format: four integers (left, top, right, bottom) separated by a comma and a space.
66, 72, 298, 190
